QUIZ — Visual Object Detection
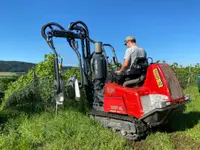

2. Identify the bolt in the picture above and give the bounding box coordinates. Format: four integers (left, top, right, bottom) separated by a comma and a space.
112, 128, 117, 132
121, 130, 127, 136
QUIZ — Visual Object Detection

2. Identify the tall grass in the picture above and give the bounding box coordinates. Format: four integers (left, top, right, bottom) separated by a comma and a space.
0, 107, 131, 150
1, 86, 200, 150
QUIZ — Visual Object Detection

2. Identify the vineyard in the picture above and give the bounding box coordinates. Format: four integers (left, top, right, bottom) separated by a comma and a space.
0, 54, 200, 149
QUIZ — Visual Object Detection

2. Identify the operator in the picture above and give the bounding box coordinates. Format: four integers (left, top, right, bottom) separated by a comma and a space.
106, 36, 146, 83
115, 36, 146, 74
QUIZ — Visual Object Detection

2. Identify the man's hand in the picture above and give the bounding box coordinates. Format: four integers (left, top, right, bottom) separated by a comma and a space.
117, 59, 129, 72
114, 70, 122, 76
115, 70, 121, 74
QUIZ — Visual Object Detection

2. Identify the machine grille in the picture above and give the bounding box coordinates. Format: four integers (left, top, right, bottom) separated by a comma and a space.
159, 64, 183, 100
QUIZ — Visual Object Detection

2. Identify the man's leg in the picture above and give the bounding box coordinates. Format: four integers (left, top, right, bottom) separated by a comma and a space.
106, 71, 124, 84
106, 71, 115, 83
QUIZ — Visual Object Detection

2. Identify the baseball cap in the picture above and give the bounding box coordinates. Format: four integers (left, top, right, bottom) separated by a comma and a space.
124, 36, 135, 45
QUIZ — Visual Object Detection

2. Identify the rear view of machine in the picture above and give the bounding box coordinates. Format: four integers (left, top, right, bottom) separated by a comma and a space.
41, 20, 190, 140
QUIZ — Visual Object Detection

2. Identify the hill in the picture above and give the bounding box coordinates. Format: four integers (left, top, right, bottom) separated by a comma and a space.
0, 60, 74, 73
0, 61, 35, 72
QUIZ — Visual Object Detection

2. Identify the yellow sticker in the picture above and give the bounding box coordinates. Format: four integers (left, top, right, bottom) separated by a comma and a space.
153, 68, 163, 88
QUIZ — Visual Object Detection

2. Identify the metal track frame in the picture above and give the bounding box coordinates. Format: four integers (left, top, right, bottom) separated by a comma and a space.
90, 109, 149, 140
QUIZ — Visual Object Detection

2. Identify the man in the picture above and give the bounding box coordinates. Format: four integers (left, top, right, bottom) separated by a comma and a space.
115, 36, 146, 74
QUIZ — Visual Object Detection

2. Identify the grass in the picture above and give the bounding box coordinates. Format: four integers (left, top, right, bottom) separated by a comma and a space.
0, 108, 131, 150
0, 86, 200, 150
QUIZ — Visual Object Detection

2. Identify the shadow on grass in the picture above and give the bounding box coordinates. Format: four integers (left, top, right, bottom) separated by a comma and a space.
131, 106, 200, 149
156, 105, 200, 133
167, 111, 200, 132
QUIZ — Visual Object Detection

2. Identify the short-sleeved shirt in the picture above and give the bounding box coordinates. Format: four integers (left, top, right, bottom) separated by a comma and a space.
124, 45, 146, 72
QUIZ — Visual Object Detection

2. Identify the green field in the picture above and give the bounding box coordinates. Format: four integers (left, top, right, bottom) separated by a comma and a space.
0, 72, 20, 92
0, 72, 17, 78
0, 86, 200, 149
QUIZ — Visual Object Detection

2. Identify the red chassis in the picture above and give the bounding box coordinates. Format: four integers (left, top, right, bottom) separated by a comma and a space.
104, 63, 190, 126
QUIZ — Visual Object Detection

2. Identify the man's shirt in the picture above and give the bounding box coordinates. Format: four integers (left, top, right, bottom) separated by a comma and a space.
124, 45, 146, 72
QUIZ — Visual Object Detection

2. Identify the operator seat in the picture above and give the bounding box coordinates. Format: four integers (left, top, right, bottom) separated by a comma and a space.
116, 57, 149, 87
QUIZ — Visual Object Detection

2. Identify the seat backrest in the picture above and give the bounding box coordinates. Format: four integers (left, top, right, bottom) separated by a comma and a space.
126, 57, 148, 76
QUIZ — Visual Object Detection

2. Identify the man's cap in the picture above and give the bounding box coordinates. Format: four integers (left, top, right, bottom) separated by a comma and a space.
124, 36, 135, 45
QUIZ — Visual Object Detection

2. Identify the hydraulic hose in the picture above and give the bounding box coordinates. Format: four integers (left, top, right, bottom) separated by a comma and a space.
41, 22, 66, 93
68, 21, 93, 85
68, 21, 90, 55
41, 22, 66, 50
103, 44, 119, 66
41, 22, 85, 88
101, 48, 109, 68
68, 40, 84, 89
41, 22, 65, 39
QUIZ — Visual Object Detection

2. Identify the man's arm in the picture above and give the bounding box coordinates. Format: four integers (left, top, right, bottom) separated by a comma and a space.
117, 59, 129, 72
115, 48, 131, 73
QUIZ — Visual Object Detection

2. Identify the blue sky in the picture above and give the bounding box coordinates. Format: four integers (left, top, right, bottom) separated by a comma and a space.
0, 0, 199, 66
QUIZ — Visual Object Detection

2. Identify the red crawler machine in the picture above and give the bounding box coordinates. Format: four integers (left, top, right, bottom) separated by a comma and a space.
41, 21, 190, 140
95, 63, 190, 140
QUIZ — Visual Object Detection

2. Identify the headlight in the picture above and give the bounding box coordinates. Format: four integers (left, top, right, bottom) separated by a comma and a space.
184, 94, 191, 101
140, 94, 169, 114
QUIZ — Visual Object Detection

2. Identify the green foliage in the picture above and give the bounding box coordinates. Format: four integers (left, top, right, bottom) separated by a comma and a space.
0, 77, 18, 103
0, 54, 55, 112
154, 61, 199, 88
170, 62, 200, 88
63, 67, 80, 81
0, 53, 83, 114
0, 76, 19, 91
